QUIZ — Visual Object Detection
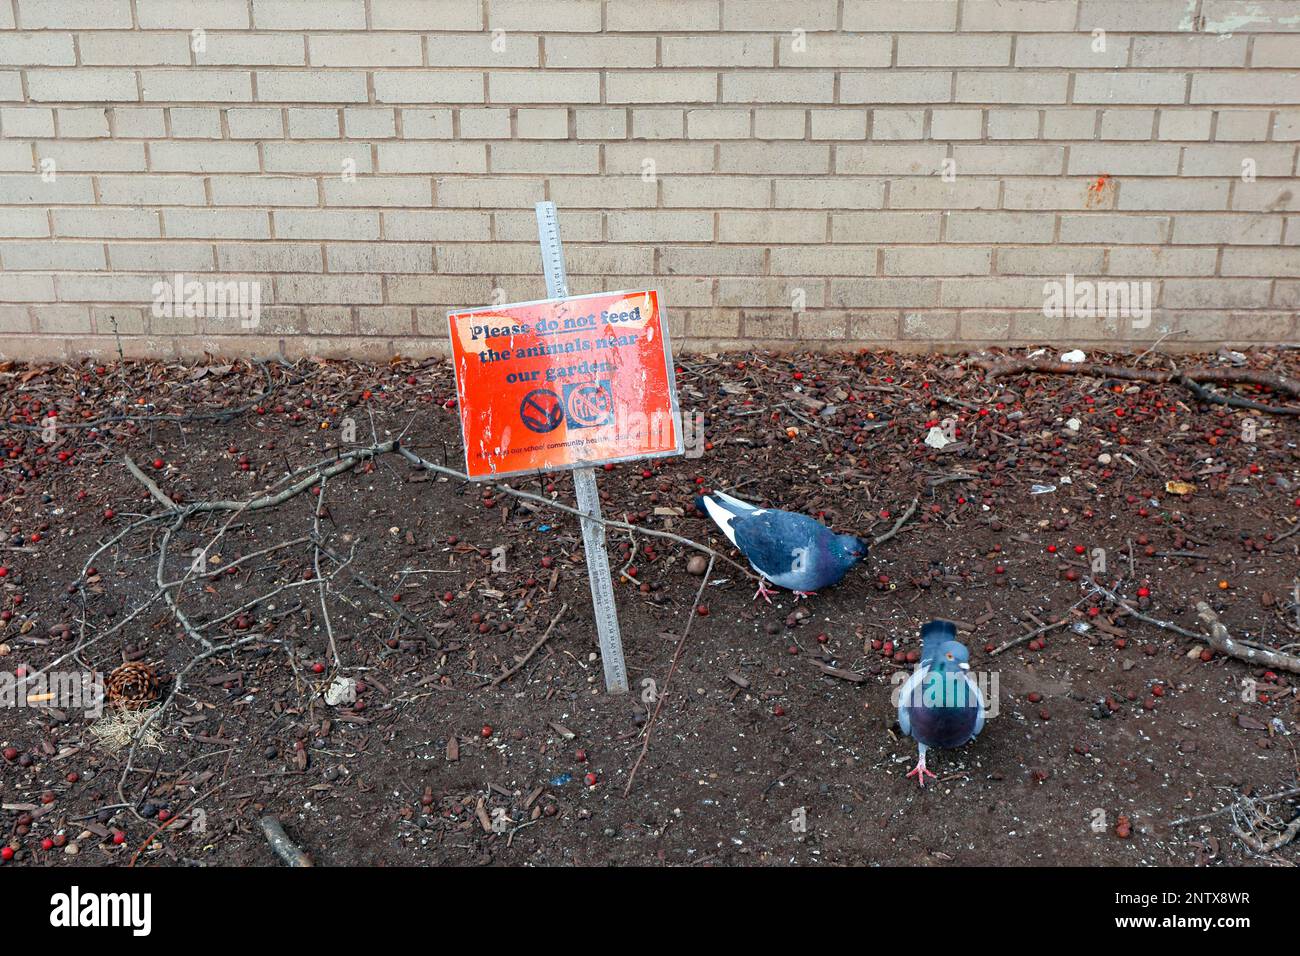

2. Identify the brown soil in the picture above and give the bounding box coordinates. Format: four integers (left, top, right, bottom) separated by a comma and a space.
1, 348, 1298, 867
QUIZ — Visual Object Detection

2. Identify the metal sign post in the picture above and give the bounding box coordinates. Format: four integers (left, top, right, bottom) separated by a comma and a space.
534, 201, 629, 694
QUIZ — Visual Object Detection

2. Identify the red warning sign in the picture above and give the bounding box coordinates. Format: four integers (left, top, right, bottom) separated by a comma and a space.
448, 289, 682, 480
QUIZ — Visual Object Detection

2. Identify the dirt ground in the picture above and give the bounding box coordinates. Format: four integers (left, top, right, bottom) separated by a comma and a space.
1, 347, 1298, 867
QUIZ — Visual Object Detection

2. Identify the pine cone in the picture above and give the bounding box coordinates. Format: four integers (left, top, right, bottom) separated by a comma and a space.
106, 662, 159, 710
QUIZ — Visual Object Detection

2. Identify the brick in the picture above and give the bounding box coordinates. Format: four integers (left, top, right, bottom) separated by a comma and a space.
1099, 109, 1155, 140
780, 34, 892, 68
108, 242, 214, 272
170, 107, 223, 138
1253, 37, 1300, 68
137, 0, 249, 27
261, 71, 369, 103
607, 73, 716, 104
310, 34, 423, 67
1232, 182, 1300, 212
722, 0, 836, 30
946, 212, 1055, 243
196, 34, 306, 66
836, 144, 944, 174
810, 110, 867, 140
1203, 0, 1300, 32
631, 109, 683, 139
1059, 214, 1168, 244
277, 275, 383, 305
265, 141, 375, 173
1015, 36, 1129, 69
275, 209, 379, 240
17, 0, 132, 29
1003, 178, 1112, 210
890, 178, 998, 209
718, 211, 826, 243
0, 208, 49, 237
383, 209, 491, 240
1105, 247, 1216, 276
776, 179, 882, 209
150, 141, 258, 172
1158, 110, 1213, 141
607, 211, 712, 242
165, 208, 271, 239
371, 1, 482, 30
140, 70, 253, 102
770, 246, 875, 276
0, 173, 91, 204
436, 177, 545, 207
1077, 1, 1194, 31
1044, 109, 1096, 139
211, 176, 319, 206
1215, 110, 1271, 141
36, 141, 144, 172
872, 110, 925, 140
999, 247, 1107, 275
1076, 73, 1187, 105
963, 0, 1079, 31
1068, 144, 1180, 175
345, 108, 398, 139
287, 108, 341, 138
663, 36, 772, 68
491, 142, 598, 173
686, 109, 749, 139
718, 278, 823, 309
661, 246, 766, 275
217, 242, 323, 272
488, 0, 602, 32
0, 141, 33, 170
1163, 279, 1270, 309
1118, 179, 1229, 211
1192, 73, 1300, 105
0, 74, 23, 102
842, 72, 952, 104
829, 278, 939, 308
57, 107, 110, 137
325, 176, 432, 206
721, 142, 829, 174
831, 212, 941, 242
843, 1, 958, 31
454, 109, 507, 138
941, 278, 1047, 308
754, 109, 805, 139
956, 72, 1068, 104
228, 108, 285, 138
931, 109, 983, 139
1220, 248, 1300, 276
490, 71, 598, 104
899, 35, 1012, 67
378, 142, 486, 172
28, 70, 138, 102
607, 0, 719, 31
607, 142, 713, 174
114, 107, 168, 137
426, 34, 539, 68
0, 33, 76, 65
886, 247, 991, 276
1182, 144, 1293, 176
99, 174, 206, 205
1171, 214, 1282, 245
55, 207, 159, 238
252, 0, 365, 29
1, 107, 54, 137
1132, 36, 1248, 67
985, 108, 1038, 140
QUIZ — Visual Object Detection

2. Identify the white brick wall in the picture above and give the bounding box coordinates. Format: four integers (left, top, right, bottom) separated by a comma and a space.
0, 0, 1297, 360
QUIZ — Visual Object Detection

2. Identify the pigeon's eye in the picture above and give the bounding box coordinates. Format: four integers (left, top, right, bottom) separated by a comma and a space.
945, 652, 954, 660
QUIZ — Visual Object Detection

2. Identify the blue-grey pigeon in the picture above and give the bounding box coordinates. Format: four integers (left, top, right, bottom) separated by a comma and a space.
896, 620, 985, 787
696, 490, 869, 602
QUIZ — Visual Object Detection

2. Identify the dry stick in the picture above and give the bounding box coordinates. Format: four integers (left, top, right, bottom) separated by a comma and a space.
1170, 786, 1300, 826
310, 534, 440, 648
487, 603, 568, 688
623, 555, 714, 798
988, 617, 1072, 656
1092, 583, 1300, 675
122, 454, 176, 508
872, 496, 919, 547
1233, 813, 1300, 854
313, 476, 341, 669
260, 815, 314, 867
395, 443, 755, 579
977, 358, 1300, 415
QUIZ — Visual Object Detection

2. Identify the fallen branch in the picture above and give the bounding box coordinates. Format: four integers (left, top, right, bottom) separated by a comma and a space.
260, 815, 314, 867
487, 603, 568, 688
1196, 601, 1300, 675
873, 497, 919, 547
1233, 812, 1300, 854
976, 357, 1300, 415
623, 555, 714, 798
988, 617, 1071, 656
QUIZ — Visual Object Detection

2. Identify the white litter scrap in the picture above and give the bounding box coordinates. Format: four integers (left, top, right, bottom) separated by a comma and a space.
1060, 349, 1087, 363
924, 426, 951, 449
324, 675, 356, 706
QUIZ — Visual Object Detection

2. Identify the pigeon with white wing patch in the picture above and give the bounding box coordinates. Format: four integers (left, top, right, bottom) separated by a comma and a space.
695, 491, 869, 602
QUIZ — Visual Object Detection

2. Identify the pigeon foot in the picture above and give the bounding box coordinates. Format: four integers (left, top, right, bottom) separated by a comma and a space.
906, 755, 937, 788
752, 580, 777, 604
792, 590, 817, 600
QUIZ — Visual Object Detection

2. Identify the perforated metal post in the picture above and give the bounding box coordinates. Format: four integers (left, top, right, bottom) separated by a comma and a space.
534, 202, 628, 694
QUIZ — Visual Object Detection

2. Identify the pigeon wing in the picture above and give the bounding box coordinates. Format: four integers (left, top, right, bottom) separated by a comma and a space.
731, 510, 825, 583
700, 496, 744, 548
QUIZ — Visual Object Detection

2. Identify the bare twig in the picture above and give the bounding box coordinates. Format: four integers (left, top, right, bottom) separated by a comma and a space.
487, 603, 568, 688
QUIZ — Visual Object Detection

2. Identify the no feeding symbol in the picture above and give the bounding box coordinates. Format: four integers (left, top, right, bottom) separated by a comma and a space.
447, 203, 684, 693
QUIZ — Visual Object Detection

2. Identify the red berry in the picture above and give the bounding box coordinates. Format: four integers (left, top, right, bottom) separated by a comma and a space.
1137, 587, 1150, 598
152, 458, 164, 469
41, 838, 53, 851
575, 749, 587, 762
584, 773, 598, 787
0, 847, 12, 862
311, 662, 325, 674
2, 747, 17, 761
696, 605, 708, 616
112, 831, 126, 845
103, 508, 115, 519
480, 724, 492, 738
773, 704, 785, 717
